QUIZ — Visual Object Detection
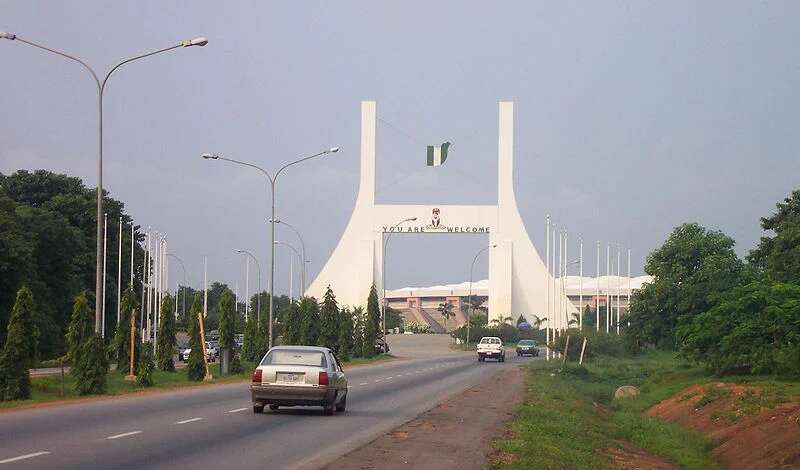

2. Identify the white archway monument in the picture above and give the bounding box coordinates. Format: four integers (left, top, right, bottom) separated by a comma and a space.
306, 101, 576, 326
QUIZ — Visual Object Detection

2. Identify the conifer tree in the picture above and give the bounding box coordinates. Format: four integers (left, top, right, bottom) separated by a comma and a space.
218, 290, 236, 352
242, 315, 258, 362
74, 335, 109, 395
336, 306, 354, 361
318, 286, 340, 351
113, 286, 139, 375
0, 287, 38, 400
66, 292, 93, 366
298, 297, 320, 345
352, 306, 365, 358
282, 300, 302, 345
156, 294, 176, 372
256, 314, 270, 359
186, 293, 206, 381
363, 285, 381, 357
137, 342, 155, 387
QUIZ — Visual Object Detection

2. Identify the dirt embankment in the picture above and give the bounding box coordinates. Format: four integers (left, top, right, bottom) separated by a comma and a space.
325, 366, 526, 470
647, 383, 800, 469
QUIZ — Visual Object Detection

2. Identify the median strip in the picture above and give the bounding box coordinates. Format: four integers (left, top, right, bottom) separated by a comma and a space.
0, 451, 50, 464
175, 417, 203, 424
106, 431, 142, 440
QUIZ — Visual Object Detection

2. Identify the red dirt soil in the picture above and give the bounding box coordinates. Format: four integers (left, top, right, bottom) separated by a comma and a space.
647, 383, 800, 469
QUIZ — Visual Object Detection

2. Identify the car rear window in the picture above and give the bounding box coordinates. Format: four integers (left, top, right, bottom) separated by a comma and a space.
480, 338, 500, 344
519, 340, 535, 345
261, 349, 328, 368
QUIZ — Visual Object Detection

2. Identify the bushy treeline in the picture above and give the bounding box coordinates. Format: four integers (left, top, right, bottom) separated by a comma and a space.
625, 189, 800, 377
0, 170, 145, 359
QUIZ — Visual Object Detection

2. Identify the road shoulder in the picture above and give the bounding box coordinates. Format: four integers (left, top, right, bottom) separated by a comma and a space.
325, 364, 525, 470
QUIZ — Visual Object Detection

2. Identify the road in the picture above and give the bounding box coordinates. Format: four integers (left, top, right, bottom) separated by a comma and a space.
0, 336, 542, 469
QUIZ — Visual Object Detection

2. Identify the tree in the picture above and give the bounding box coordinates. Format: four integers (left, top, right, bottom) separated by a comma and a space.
363, 285, 381, 357
490, 315, 513, 327
256, 314, 270, 360
352, 306, 366, 358
242, 315, 259, 362
0, 287, 38, 400
113, 286, 139, 375
137, 343, 155, 387
66, 292, 93, 367
156, 294, 177, 372
186, 293, 206, 381
318, 287, 339, 351
748, 189, 800, 283
298, 297, 320, 346
217, 290, 237, 352
282, 300, 302, 345
74, 335, 109, 395
437, 302, 455, 330
337, 307, 355, 361
624, 223, 743, 350
516, 314, 526, 326
679, 280, 800, 376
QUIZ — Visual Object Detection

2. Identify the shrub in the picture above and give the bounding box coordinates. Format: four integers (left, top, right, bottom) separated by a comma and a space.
137, 343, 155, 387
551, 329, 629, 360
0, 287, 38, 400
74, 335, 109, 395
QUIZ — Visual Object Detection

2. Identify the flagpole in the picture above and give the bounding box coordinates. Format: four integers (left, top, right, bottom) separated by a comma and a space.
596, 240, 600, 332
203, 256, 208, 317
617, 245, 621, 335
564, 229, 569, 329
627, 247, 631, 326
117, 216, 122, 325
552, 226, 557, 336
102, 213, 108, 338
245, 256, 250, 322
545, 215, 550, 361
606, 243, 611, 333
557, 227, 562, 333
130, 224, 134, 288
579, 236, 583, 331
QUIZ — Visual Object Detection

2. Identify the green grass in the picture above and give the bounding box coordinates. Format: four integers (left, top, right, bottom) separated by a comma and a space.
341, 353, 395, 367
494, 352, 722, 470
1, 362, 256, 410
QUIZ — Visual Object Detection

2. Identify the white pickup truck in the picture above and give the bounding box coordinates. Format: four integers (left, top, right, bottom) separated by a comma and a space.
477, 336, 505, 362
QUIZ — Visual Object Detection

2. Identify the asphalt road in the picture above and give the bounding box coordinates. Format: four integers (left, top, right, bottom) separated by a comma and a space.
0, 337, 542, 469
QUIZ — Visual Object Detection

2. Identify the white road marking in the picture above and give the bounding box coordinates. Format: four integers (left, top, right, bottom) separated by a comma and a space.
0, 451, 50, 464
374, 379, 382, 382
106, 431, 142, 440
175, 417, 203, 424
386, 376, 393, 379
359, 382, 369, 386
226, 408, 247, 413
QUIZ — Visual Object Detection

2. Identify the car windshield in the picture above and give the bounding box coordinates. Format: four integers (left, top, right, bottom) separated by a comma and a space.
261, 349, 328, 368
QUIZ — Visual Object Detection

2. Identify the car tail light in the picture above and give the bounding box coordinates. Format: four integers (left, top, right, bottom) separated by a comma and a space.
318, 371, 329, 386
252, 369, 262, 383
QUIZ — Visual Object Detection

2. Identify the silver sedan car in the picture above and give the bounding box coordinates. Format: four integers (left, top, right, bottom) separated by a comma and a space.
251, 346, 348, 415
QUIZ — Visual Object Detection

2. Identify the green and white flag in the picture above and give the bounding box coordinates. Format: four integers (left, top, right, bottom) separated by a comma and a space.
426, 141, 451, 166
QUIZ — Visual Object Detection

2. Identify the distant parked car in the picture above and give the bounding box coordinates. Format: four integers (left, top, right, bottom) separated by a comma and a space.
516, 339, 539, 357
251, 346, 348, 415
477, 336, 505, 362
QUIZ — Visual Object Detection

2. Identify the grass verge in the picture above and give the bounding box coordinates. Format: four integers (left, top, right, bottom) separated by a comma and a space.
494, 351, 722, 470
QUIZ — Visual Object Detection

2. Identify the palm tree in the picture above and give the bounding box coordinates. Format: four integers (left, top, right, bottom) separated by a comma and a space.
437, 302, 455, 330
530, 315, 546, 330
490, 315, 513, 327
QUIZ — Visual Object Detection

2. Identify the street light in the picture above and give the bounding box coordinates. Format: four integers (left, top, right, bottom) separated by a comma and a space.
274, 241, 302, 299
235, 249, 262, 322
3, 32, 208, 334
270, 219, 307, 295
203, 147, 339, 349
382, 217, 418, 340
166, 253, 187, 321
467, 244, 496, 347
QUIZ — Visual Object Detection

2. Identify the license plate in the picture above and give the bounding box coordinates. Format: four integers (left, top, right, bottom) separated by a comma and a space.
277, 372, 304, 383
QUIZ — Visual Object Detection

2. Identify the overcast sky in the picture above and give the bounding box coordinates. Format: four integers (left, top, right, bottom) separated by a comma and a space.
2, 1, 798, 295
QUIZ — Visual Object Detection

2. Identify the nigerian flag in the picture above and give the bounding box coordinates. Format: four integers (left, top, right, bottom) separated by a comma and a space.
426, 141, 451, 166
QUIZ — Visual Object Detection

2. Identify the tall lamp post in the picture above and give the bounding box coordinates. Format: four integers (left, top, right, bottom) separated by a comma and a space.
236, 249, 262, 322
166, 253, 187, 321
271, 219, 307, 295
274, 241, 302, 299
2, 32, 208, 333
382, 217, 417, 339
467, 244, 495, 346
202, 147, 339, 349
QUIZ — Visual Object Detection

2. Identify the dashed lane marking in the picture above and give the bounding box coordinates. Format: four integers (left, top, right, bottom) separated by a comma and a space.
176, 417, 203, 424
359, 382, 369, 386
106, 431, 143, 440
0, 451, 51, 464
227, 408, 247, 413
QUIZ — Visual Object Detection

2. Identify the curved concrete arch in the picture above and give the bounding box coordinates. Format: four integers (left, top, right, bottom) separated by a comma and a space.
306, 101, 576, 326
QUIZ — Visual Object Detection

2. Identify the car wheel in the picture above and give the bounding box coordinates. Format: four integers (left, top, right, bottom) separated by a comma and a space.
269, 404, 279, 411
500, 355, 505, 362
335, 393, 347, 412
253, 404, 264, 414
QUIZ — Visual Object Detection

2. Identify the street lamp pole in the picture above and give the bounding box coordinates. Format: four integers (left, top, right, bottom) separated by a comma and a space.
467, 244, 495, 347
236, 249, 262, 322
202, 148, 338, 349
382, 217, 417, 339
271, 219, 307, 295
2, 32, 208, 334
